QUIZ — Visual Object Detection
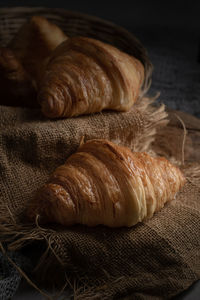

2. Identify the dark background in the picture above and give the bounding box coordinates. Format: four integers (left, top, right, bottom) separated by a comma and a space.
0, 0, 200, 30
0, 0, 200, 59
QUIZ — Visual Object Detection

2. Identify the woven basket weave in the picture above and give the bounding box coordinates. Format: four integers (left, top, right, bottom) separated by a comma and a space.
0, 6, 152, 95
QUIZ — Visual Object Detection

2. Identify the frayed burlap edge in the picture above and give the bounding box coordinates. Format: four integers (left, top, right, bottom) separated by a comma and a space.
132, 94, 168, 152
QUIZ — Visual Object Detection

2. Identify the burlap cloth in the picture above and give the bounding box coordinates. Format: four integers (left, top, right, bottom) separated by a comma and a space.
0, 97, 200, 300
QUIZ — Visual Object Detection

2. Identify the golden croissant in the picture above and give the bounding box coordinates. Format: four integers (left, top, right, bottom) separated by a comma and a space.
38, 37, 145, 118
0, 47, 37, 107
27, 139, 185, 227
9, 16, 67, 84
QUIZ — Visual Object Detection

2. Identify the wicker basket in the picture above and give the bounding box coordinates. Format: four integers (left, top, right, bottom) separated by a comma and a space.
0, 6, 152, 95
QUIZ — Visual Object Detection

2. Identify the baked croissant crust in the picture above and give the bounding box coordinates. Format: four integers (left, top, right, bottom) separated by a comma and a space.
38, 37, 144, 118
0, 47, 37, 107
27, 139, 186, 227
9, 16, 67, 84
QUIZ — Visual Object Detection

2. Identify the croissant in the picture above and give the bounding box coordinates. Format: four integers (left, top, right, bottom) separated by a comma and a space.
38, 37, 145, 118
0, 47, 37, 107
9, 16, 67, 84
27, 139, 185, 227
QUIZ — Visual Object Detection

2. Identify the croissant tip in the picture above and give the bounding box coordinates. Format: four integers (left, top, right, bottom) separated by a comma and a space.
29, 15, 48, 27
38, 93, 61, 118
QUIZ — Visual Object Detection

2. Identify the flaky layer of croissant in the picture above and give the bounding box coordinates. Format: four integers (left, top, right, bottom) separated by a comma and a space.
38, 37, 144, 118
27, 139, 186, 227
9, 16, 67, 84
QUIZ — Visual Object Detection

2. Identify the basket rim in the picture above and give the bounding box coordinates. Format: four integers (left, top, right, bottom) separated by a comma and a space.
0, 6, 129, 30
0, 6, 144, 43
